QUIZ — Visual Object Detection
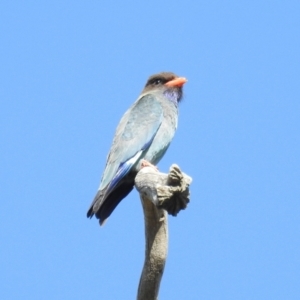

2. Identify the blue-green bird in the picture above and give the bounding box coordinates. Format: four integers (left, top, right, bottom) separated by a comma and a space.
87, 72, 187, 225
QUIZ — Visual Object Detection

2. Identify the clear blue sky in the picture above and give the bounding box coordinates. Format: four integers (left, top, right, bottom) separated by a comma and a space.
1, 1, 299, 299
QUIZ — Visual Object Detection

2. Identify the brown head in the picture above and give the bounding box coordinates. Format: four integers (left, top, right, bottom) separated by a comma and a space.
142, 72, 187, 103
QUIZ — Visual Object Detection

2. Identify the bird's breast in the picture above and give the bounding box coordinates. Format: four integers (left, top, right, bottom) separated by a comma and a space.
142, 99, 178, 166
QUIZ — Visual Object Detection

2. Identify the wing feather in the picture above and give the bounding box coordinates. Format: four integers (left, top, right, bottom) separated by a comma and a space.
99, 94, 163, 190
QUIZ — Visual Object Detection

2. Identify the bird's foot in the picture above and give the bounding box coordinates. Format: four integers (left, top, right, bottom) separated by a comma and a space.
141, 159, 159, 172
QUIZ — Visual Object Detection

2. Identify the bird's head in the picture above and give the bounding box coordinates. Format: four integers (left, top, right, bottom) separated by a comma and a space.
142, 72, 187, 103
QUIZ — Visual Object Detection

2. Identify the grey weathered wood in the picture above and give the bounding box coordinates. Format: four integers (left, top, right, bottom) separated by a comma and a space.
135, 164, 192, 300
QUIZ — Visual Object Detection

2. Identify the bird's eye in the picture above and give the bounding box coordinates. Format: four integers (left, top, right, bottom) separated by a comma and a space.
146, 77, 166, 87
153, 79, 162, 85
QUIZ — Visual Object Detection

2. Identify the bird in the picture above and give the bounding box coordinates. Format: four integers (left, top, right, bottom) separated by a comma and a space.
87, 72, 187, 225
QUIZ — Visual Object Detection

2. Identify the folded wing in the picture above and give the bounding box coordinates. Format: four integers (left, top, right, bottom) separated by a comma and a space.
87, 94, 164, 223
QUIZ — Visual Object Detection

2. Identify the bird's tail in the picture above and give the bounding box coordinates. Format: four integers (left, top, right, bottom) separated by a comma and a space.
87, 180, 134, 226
86, 189, 105, 219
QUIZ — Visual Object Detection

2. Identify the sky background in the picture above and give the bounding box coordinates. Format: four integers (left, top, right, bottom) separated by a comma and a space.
1, 1, 299, 299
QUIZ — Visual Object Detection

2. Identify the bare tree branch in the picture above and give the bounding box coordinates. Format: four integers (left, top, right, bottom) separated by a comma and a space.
135, 164, 192, 300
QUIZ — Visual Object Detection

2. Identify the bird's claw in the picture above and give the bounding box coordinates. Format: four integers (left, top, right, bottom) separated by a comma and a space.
141, 159, 159, 172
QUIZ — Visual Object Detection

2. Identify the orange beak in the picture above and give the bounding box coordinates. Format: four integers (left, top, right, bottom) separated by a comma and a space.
165, 77, 187, 88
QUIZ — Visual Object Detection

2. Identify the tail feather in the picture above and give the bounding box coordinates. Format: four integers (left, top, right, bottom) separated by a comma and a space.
87, 175, 135, 225
86, 188, 106, 218
96, 181, 134, 225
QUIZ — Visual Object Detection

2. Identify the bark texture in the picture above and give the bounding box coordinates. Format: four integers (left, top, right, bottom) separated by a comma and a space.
135, 164, 192, 300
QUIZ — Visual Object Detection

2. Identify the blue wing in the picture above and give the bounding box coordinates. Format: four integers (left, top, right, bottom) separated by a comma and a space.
99, 93, 163, 197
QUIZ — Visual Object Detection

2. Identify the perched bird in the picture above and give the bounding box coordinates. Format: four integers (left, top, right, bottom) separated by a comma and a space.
87, 72, 187, 225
